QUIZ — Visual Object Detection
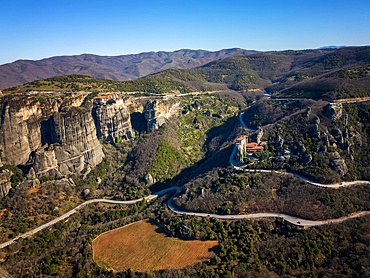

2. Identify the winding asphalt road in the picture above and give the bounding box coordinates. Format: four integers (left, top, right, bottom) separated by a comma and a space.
214, 109, 369, 226
0, 187, 178, 249
229, 144, 369, 189
168, 197, 370, 227
236, 111, 370, 187
2, 105, 370, 249
166, 140, 370, 227
165, 109, 370, 228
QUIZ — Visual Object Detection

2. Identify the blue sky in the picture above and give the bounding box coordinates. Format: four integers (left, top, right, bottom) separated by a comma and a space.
1, 0, 369, 65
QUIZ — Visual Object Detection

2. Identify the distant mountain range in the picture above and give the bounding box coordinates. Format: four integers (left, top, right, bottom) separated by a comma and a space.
0, 48, 257, 90
3, 46, 370, 101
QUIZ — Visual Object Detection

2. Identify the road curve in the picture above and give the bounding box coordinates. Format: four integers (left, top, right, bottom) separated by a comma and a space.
230, 144, 369, 188
0, 187, 179, 249
2, 108, 370, 249
234, 112, 370, 188
168, 197, 370, 227
239, 112, 257, 132
168, 109, 370, 227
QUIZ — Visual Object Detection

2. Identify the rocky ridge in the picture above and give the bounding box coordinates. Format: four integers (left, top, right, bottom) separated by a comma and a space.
33, 106, 104, 177
92, 97, 134, 142
144, 100, 180, 131
0, 94, 104, 181
0, 92, 182, 197
271, 101, 356, 180
0, 95, 62, 166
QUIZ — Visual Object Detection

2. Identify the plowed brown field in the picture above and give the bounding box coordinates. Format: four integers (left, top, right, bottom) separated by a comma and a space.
92, 220, 218, 272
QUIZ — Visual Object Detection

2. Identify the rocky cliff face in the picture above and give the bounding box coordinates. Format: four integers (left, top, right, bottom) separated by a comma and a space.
326, 103, 343, 121
33, 106, 104, 177
0, 93, 183, 197
0, 94, 104, 179
144, 100, 180, 131
0, 95, 61, 166
329, 151, 348, 176
0, 169, 12, 197
92, 98, 134, 142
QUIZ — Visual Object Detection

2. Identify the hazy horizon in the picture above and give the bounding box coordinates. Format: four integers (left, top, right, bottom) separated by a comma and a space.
2, 44, 370, 66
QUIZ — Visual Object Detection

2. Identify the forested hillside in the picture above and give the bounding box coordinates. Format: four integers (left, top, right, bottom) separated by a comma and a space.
0, 48, 257, 90
3, 46, 370, 100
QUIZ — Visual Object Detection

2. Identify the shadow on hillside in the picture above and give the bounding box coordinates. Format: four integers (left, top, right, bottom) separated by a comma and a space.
149, 115, 241, 194
148, 219, 173, 237
130, 112, 147, 133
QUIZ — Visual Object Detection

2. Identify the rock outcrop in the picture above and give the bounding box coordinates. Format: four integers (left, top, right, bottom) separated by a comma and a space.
304, 153, 313, 165
33, 106, 104, 177
0, 95, 61, 166
144, 100, 180, 131
313, 116, 320, 138
275, 135, 284, 150
326, 103, 343, 121
329, 151, 348, 176
0, 94, 104, 180
235, 135, 248, 164
256, 127, 264, 144
92, 97, 134, 142
332, 127, 344, 145
0, 169, 12, 197
144, 173, 156, 185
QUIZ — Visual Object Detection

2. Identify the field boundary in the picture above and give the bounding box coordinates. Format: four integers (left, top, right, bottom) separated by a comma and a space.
91, 220, 218, 272
91, 220, 144, 263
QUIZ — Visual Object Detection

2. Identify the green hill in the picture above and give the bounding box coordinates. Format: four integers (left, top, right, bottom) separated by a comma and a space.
268, 46, 370, 99
4, 46, 370, 100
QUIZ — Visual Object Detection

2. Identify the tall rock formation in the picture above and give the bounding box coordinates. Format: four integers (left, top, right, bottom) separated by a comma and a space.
0, 95, 61, 166
144, 100, 180, 131
92, 97, 134, 142
33, 106, 104, 177
256, 127, 264, 144
0, 93, 104, 179
0, 169, 12, 198
326, 103, 343, 121
235, 135, 248, 163
313, 116, 320, 138
329, 151, 348, 176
